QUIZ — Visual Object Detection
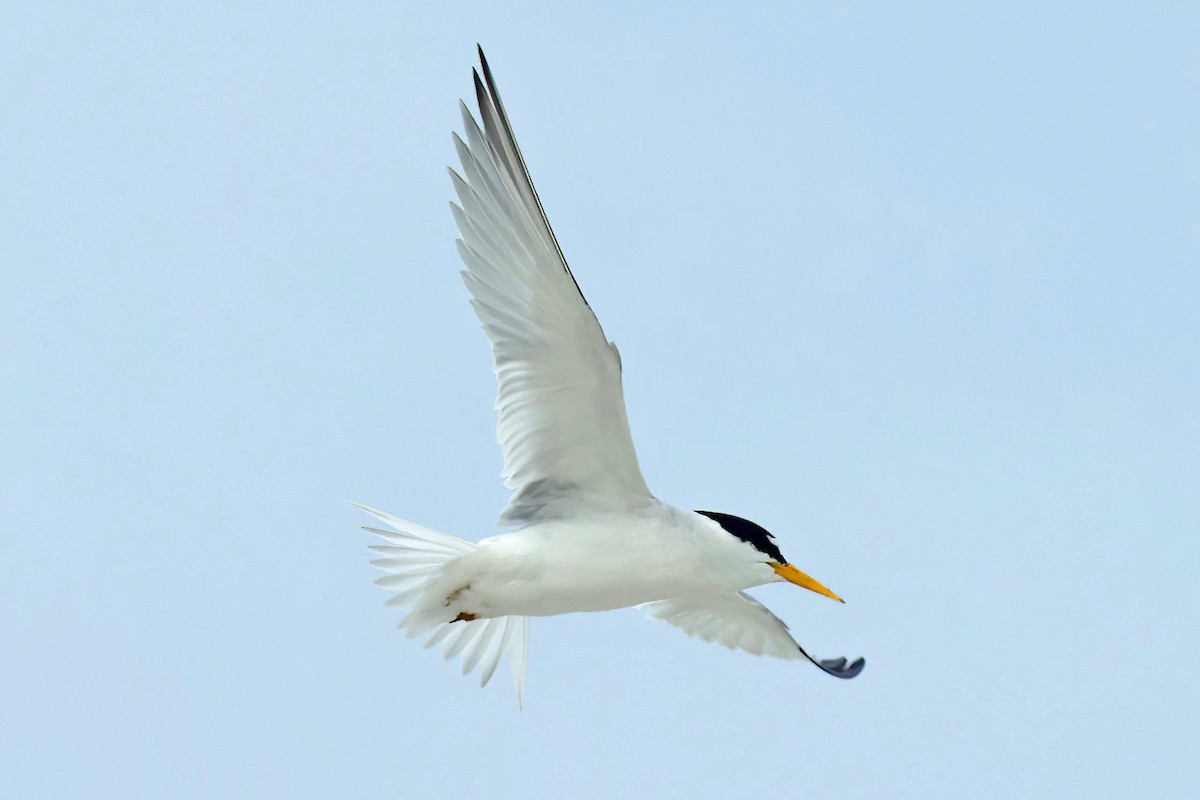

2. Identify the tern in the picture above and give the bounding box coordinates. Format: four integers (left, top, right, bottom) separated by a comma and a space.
357, 47, 864, 702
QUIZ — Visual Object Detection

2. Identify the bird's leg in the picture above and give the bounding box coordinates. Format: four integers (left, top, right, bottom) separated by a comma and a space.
451, 611, 477, 623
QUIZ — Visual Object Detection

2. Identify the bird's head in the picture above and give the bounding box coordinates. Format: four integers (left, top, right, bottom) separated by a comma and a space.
694, 510, 844, 603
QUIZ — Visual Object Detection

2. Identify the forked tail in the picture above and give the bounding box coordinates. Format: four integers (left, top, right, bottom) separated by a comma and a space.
352, 503, 530, 705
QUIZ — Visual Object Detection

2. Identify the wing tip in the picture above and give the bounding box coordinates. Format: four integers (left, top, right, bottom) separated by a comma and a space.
472, 67, 488, 106
814, 655, 866, 680
477, 45, 496, 94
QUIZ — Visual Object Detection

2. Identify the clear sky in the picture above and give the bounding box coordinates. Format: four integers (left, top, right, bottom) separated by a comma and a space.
3, 2, 1197, 798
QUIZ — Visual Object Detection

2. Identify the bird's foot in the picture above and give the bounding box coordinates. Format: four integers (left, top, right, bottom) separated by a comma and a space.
451, 611, 477, 623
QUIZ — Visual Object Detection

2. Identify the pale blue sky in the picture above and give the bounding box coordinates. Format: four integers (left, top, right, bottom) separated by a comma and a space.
3, 2, 1197, 798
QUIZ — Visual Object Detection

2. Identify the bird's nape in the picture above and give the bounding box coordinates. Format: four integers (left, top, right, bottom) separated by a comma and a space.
694, 509, 846, 604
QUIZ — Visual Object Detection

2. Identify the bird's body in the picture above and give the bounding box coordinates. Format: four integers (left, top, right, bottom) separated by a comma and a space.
441, 503, 778, 618
356, 47, 863, 702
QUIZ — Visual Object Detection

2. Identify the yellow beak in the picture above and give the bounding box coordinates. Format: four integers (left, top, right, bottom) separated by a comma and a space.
770, 562, 845, 603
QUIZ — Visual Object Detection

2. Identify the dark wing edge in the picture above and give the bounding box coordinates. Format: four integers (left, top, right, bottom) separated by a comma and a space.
474, 45, 596, 314
802, 649, 866, 680
738, 591, 866, 680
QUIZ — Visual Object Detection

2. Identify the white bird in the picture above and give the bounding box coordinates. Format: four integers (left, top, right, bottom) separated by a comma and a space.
357, 47, 864, 703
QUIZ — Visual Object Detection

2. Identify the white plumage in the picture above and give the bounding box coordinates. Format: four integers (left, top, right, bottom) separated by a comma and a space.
357, 47, 863, 703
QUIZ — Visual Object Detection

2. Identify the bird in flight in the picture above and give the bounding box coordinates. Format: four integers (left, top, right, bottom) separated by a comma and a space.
357, 46, 864, 703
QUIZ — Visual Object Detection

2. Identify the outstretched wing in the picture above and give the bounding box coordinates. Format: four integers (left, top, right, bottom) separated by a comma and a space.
450, 47, 652, 525
642, 592, 865, 679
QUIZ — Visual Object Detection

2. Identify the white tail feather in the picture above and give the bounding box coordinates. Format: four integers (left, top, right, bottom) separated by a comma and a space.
352, 502, 529, 702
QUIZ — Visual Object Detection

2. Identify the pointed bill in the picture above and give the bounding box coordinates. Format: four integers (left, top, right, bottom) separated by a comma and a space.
771, 562, 845, 603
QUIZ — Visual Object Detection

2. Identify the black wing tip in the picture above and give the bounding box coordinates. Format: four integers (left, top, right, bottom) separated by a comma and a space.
476, 45, 496, 89
475, 47, 496, 103
816, 655, 865, 680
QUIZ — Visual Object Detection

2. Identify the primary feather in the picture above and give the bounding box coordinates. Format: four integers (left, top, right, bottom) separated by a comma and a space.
452, 50, 651, 525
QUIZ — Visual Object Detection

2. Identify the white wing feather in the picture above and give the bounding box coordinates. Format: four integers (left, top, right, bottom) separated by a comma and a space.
644, 592, 867, 678
451, 50, 652, 524
643, 592, 806, 660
